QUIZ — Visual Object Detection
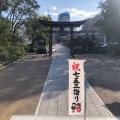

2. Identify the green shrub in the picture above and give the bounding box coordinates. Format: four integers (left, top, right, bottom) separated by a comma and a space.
94, 46, 120, 56
9, 54, 18, 61
22, 50, 27, 56
16, 52, 23, 58
0, 47, 4, 52
0, 51, 9, 61
113, 47, 120, 55
0, 63, 3, 67
24, 45, 31, 52
0, 45, 27, 62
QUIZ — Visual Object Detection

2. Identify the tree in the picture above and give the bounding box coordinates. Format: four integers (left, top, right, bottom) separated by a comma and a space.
96, 0, 120, 43
0, 0, 40, 61
25, 16, 52, 51
0, 16, 11, 47
0, 0, 9, 15
0, 16, 10, 34
81, 34, 96, 53
7, 0, 40, 35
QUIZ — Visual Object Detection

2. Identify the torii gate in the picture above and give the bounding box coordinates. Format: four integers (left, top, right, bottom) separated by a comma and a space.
39, 20, 85, 57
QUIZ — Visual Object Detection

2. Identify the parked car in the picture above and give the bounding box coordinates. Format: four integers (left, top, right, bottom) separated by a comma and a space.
36, 45, 47, 54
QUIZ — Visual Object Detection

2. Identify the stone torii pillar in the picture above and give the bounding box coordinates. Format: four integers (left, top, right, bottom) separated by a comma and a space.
70, 27, 74, 57
49, 27, 53, 57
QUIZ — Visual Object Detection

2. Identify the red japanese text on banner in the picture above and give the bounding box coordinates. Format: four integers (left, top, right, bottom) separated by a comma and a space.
68, 60, 85, 115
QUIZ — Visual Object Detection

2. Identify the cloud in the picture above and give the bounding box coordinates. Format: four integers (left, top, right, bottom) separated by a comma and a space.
43, 8, 99, 21
44, 11, 58, 16
50, 12, 58, 16
52, 6, 57, 10
43, 6, 57, 17
63, 8, 99, 20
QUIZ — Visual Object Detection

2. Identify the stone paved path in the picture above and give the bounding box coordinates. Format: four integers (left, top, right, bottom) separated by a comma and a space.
35, 45, 112, 117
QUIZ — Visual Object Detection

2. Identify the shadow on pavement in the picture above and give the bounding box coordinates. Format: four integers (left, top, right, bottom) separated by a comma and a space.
75, 54, 120, 91
0, 54, 52, 103
75, 54, 120, 116
105, 102, 120, 116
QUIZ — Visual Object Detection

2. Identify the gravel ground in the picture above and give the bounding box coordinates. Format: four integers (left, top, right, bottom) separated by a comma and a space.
76, 54, 120, 116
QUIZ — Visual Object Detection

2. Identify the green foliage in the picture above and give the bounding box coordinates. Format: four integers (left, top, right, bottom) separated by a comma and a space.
94, 46, 120, 56
24, 44, 31, 52
0, 0, 9, 15
96, 0, 120, 43
108, 47, 120, 55
94, 47, 108, 54
0, 16, 10, 33
0, 51, 9, 61
0, 16, 11, 48
0, 46, 27, 62
25, 16, 52, 52
0, 0, 40, 62
74, 34, 96, 53
7, 0, 40, 34
39, 15, 52, 21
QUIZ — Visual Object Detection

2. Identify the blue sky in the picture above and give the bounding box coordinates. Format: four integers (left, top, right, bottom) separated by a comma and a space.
37, 0, 105, 21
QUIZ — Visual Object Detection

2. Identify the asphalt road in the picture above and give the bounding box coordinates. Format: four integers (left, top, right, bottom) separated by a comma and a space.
76, 54, 120, 116
0, 53, 52, 120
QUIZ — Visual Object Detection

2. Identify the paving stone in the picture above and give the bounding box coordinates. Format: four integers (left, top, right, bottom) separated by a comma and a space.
47, 103, 58, 116
63, 76, 68, 82
87, 104, 100, 116
59, 117, 75, 120
51, 86, 58, 92
29, 116, 45, 120
75, 118, 90, 120
89, 117, 105, 120
58, 85, 67, 91
44, 117, 59, 120
37, 101, 49, 115
10, 116, 31, 120
50, 91, 59, 98
44, 86, 52, 92
58, 99, 67, 108
86, 93, 94, 104
105, 117, 120, 120
58, 106, 68, 116
49, 98, 58, 104
86, 87, 95, 95
86, 108, 90, 116
96, 105, 110, 116
90, 95, 103, 105
42, 92, 51, 100
58, 92, 67, 101
10, 116, 120, 120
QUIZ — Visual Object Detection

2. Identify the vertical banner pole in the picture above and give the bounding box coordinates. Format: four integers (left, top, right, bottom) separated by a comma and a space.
84, 60, 87, 120
84, 86, 86, 120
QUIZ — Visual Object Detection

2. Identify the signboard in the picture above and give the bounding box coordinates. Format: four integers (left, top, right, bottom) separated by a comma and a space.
68, 60, 85, 115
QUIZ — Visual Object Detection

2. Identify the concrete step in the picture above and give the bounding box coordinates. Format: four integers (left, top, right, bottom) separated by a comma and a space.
10, 115, 120, 120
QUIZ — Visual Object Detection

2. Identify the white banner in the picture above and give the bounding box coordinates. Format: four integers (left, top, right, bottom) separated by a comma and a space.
68, 60, 85, 115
